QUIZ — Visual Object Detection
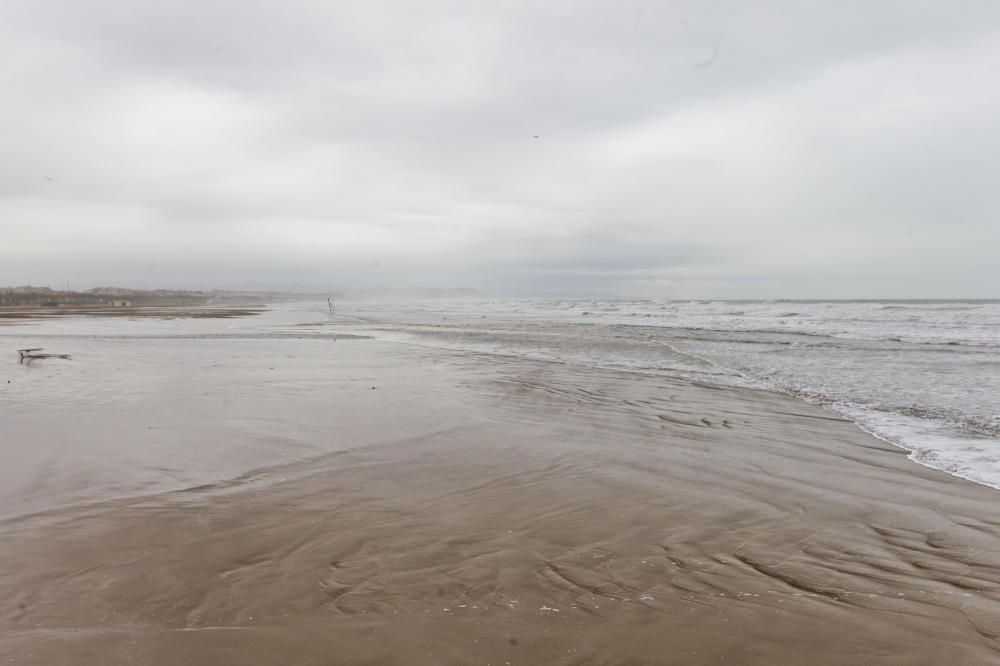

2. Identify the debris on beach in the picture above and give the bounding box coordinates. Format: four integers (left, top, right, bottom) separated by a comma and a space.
16, 348, 71, 364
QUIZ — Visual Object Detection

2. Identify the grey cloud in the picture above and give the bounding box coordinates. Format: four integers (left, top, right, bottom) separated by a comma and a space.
1, 1, 999, 297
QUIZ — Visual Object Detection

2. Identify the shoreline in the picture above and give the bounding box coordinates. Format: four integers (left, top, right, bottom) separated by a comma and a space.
366, 316, 1000, 495
3, 337, 1000, 664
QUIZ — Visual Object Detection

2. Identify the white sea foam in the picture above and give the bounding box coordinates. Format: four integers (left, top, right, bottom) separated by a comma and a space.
835, 404, 1000, 490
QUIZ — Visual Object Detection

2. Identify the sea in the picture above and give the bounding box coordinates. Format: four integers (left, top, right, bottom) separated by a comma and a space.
338, 298, 1000, 490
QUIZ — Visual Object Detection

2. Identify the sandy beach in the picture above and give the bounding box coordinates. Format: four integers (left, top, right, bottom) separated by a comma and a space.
3, 325, 1000, 664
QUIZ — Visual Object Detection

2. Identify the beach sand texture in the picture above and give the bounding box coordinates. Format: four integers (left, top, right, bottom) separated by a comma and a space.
3, 338, 1000, 664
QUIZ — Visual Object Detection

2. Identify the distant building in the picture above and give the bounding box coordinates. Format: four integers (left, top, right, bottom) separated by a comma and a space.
109, 299, 132, 307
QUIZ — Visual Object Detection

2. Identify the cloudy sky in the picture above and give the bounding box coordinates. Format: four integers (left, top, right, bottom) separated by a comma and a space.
2, 1, 998, 297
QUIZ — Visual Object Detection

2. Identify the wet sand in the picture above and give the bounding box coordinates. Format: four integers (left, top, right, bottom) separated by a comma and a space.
3, 340, 1000, 664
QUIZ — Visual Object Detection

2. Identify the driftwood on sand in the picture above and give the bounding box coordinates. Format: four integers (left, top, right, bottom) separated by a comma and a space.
17, 348, 71, 364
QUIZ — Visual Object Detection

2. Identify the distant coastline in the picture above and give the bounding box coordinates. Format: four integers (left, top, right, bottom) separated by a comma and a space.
0, 286, 341, 309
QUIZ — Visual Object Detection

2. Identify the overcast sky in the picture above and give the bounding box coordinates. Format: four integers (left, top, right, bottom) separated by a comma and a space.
1, 1, 998, 297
